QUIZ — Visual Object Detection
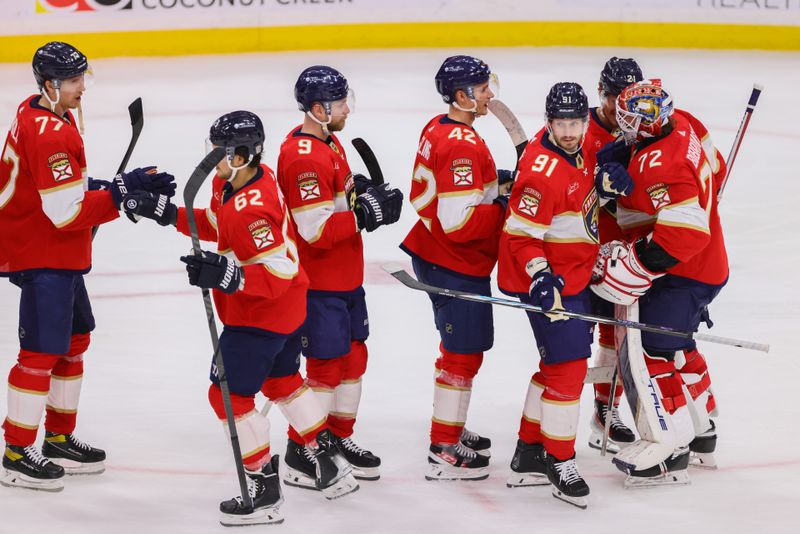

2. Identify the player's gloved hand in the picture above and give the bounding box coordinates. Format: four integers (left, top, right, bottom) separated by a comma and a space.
354, 183, 403, 232
353, 173, 372, 196
590, 239, 664, 305
595, 162, 633, 200
597, 139, 633, 166
493, 193, 510, 212
110, 166, 177, 208
526, 258, 567, 321
88, 177, 110, 191
498, 169, 516, 195
122, 191, 177, 227
179, 251, 242, 295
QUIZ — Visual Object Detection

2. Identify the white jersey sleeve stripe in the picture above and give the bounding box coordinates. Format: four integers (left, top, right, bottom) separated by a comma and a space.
39, 180, 84, 228
437, 189, 484, 234
291, 200, 335, 244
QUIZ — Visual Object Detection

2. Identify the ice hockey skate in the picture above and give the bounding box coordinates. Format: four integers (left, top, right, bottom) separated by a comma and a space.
588, 400, 635, 454
219, 455, 284, 527
622, 446, 691, 489
460, 427, 491, 458
333, 435, 381, 480
507, 439, 549, 487
426, 441, 489, 481
546, 454, 589, 509
1, 444, 65, 492
689, 420, 717, 469
42, 432, 106, 475
283, 430, 359, 500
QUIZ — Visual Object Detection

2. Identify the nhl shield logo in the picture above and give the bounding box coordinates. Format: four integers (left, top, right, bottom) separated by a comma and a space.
451, 158, 473, 186
647, 183, 671, 210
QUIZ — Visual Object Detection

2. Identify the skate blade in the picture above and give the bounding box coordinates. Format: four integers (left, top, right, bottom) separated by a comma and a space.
506, 472, 549, 488
624, 469, 691, 489
689, 452, 718, 470
472, 448, 491, 458
282, 466, 318, 491
0, 469, 65, 492
425, 462, 489, 481
320, 473, 359, 500
220, 506, 284, 527
49, 457, 106, 475
551, 487, 588, 509
351, 465, 381, 481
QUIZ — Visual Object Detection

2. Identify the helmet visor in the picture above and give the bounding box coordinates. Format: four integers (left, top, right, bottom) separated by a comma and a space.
328, 88, 356, 118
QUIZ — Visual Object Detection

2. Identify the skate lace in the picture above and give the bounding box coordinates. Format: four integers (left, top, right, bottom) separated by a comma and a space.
554, 459, 581, 485
302, 445, 318, 464
23, 445, 51, 467
460, 428, 479, 443
453, 441, 476, 461
69, 434, 92, 451
233, 476, 260, 505
340, 437, 368, 457
600, 404, 626, 431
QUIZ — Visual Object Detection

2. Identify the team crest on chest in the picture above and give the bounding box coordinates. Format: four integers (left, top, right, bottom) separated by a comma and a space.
451, 158, 473, 186
297, 171, 321, 201
48, 152, 73, 182
518, 187, 541, 218
646, 183, 671, 210
582, 188, 599, 243
248, 219, 275, 250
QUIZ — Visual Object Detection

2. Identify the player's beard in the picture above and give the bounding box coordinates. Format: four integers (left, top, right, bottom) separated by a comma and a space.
328, 117, 347, 132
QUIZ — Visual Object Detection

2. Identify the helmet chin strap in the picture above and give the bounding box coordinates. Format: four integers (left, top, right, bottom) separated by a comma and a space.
40, 82, 61, 112
225, 154, 254, 183
306, 102, 333, 136
453, 87, 478, 114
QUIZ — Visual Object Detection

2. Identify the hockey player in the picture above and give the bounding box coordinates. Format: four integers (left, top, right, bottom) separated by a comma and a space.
583, 57, 644, 453
123, 111, 358, 525
592, 61, 724, 467
591, 79, 729, 486
0, 42, 176, 492
275, 66, 403, 487
401, 55, 511, 481
498, 82, 597, 509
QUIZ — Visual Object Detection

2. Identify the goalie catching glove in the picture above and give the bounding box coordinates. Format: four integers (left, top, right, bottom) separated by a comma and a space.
590, 239, 665, 305
180, 251, 243, 294
354, 183, 403, 232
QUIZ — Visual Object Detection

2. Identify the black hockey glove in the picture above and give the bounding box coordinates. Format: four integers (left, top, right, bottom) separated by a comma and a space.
596, 139, 633, 167
87, 177, 111, 191
595, 162, 633, 200
179, 251, 242, 294
354, 183, 403, 233
122, 191, 177, 227
497, 169, 515, 186
353, 173, 372, 196
110, 166, 177, 208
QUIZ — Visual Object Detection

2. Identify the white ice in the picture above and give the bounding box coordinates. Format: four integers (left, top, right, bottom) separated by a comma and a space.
0, 46, 798, 534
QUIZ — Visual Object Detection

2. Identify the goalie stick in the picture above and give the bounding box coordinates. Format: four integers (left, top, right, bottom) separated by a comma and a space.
92, 97, 144, 240
381, 263, 769, 353
351, 137, 384, 185
184, 147, 253, 511
718, 84, 763, 201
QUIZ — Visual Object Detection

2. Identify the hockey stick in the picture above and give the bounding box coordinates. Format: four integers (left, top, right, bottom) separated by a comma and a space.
91, 97, 144, 240
717, 84, 763, 201
185, 147, 253, 511
487, 99, 528, 161
382, 263, 769, 353
600, 366, 618, 457
351, 137, 384, 185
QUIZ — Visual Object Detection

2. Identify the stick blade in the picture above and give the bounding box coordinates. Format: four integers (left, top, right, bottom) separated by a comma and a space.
128, 97, 143, 127
351, 137, 384, 185
183, 147, 225, 209
381, 262, 405, 275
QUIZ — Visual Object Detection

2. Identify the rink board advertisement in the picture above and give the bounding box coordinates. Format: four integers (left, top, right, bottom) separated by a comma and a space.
1, 0, 799, 60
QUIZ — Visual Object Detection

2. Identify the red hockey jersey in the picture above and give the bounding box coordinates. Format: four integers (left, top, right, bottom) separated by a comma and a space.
276, 127, 363, 292
176, 165, 308, 334
498, 127, 600, 296
401, 115, 505, 277
616, 113, 728, 285
0, 95, 118, 274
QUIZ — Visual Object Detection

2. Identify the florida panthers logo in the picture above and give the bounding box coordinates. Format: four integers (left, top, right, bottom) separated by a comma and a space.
582, 188, 599, 243
248, 219, 274, 250
451, 158, 473, 186
48, 152, 73, 182
646, 183, 671, 210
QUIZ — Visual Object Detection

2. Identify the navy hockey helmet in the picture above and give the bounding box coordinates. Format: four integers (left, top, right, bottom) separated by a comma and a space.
435, 55, 491, 104
599, 57, 643, 96
32, 41, 89, 89
209, 110, 265, 162
545, 82, 589, 120
294, 66, 350, 112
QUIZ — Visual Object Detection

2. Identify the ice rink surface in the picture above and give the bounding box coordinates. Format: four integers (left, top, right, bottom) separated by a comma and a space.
0, 46, 798, 533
